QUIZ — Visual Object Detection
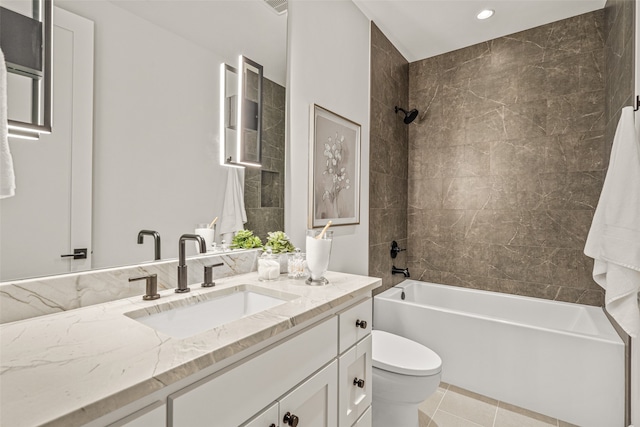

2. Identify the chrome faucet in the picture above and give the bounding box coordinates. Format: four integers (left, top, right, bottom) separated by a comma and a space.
137, 230, 161, 260
176, 234, 207, 293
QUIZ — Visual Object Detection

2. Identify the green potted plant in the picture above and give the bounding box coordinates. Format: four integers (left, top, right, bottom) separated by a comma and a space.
230, 229, 263, 250
265, 231, 295, 273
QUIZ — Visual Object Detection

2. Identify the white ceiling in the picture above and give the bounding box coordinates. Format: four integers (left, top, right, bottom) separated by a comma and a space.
353, 0, 607, 62
110, 0, 607, 86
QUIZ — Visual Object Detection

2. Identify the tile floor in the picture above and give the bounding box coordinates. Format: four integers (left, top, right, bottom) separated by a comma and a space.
419, 383, 579, 427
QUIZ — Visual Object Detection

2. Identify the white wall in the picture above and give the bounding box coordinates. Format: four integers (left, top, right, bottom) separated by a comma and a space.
285, 0, 370, 275
57, 1, 228, 267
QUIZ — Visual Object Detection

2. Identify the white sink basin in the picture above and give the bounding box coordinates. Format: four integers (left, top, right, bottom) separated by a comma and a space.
125, 286, 297, 339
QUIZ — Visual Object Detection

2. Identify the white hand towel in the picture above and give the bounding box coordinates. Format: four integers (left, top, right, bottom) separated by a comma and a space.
584, 106, 640, 337
0, 48, 16, 199
218, 167, 247, 236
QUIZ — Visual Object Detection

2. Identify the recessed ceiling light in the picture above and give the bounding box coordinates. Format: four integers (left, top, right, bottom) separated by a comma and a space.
477, 9, 494, 20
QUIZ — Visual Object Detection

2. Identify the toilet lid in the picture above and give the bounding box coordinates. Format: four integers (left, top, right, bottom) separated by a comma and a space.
372, 330, 442, 376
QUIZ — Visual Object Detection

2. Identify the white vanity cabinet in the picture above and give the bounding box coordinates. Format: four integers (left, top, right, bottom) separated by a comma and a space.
337, 299, 373, 427
169, 317, 338, 427
135, 296, 372, 427
239, 297, 374, 427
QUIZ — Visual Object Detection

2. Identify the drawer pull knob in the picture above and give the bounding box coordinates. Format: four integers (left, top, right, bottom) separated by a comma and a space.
283, 411, 299, 427
353, 377, 365, 388
269, 424, 276, 427
355, 319, 367, 329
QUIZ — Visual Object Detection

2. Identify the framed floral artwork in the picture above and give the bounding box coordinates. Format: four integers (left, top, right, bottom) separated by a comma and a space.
309, 104, 361, 227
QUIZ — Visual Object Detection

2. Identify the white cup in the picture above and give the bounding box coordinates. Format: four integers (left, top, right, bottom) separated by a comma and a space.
195, 223, 215, 252
305, 229, 333, 285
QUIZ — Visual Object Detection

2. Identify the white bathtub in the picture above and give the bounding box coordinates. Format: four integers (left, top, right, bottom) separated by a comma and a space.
374, 280, 625, 427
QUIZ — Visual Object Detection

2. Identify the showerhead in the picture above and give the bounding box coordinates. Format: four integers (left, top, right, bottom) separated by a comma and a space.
395, 106, 419, 124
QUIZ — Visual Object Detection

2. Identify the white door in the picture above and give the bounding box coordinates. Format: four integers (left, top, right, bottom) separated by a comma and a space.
338, 335, 372, 427
279, 361, 338, 427
0, 8, 94, 281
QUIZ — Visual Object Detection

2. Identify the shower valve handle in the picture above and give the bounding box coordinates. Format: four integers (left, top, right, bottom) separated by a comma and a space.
355, 319, 367, 329
390, 240, 406, 259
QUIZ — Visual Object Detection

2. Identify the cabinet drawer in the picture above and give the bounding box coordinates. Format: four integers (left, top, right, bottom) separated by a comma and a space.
107, 401, 165, 427
169, 317, 338, 427
279, 360, 338, 427
338, 334, 372, 427
338, 298, 372, 353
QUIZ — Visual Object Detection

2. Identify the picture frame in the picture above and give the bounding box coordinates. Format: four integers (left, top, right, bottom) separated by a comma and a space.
309, 104, 361, 228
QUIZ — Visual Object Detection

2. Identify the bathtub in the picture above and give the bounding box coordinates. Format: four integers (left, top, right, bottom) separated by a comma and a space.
374, 280, 625, 427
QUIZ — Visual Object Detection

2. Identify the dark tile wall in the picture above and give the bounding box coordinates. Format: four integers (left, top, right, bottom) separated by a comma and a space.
604, 0, 636, 162
245, 78, 285, 242
369, 22, 410, 294
407, 11, 607, 306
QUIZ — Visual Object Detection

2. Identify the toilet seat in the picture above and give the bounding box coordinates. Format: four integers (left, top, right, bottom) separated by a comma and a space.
372, 330, 442, 376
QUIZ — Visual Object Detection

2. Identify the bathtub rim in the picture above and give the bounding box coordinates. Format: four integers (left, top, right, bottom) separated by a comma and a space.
376, 279, 623, 346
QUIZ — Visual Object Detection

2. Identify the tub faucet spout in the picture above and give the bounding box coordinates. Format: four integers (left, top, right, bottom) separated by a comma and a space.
392, 265, 410, 277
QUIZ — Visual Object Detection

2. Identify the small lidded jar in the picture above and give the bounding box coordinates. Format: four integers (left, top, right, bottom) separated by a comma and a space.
287, 248, 307, 279
258, 247, 280, 281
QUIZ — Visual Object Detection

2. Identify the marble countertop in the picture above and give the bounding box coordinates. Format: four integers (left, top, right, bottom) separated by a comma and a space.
0, 271, 381, 427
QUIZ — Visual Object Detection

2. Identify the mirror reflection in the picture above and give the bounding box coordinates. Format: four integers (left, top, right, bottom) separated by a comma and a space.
237, 56, 263, 167
0, 0, 287, 282
222, 56, 263, 168
2, 0, 53, 136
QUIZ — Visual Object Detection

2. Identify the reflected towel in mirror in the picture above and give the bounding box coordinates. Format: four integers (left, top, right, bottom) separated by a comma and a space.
219, 167, 247, 237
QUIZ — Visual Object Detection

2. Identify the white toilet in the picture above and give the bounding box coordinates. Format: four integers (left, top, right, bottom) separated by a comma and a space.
371, 330, 442, 427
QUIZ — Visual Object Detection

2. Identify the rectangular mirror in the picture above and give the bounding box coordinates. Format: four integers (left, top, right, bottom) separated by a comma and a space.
1, 0, 52, 138
1, 0, 287, 282
221, 55, 263, 168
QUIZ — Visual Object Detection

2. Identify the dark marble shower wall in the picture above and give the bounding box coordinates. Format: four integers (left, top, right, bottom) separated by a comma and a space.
369, 22, 410, 294
407, 10, 607, 306
604, 0, 636, 161
245, 78, 285, 242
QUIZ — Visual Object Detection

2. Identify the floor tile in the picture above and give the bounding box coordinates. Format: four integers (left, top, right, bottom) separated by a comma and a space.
419, 385, 447, 417
429, 410, 485, 427
436, 385, 498, 427
494, 401, 557, 427
420, 410, 435, 427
